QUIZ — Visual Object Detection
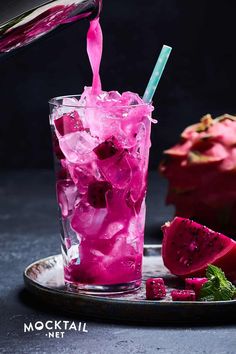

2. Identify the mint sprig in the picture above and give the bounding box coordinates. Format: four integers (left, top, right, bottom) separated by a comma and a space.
199, 265, 236, 301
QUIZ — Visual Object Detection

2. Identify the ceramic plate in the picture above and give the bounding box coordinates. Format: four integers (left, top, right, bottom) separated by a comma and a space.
24, 245, 236, 325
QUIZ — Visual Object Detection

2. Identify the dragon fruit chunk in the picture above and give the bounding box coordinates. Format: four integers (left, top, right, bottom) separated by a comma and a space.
159, 114, 236, 237
93, 137, 119, 160
55, 111, 83, 136
185, 278, 208, 298
146, 278, 166, 300
171, 289, 196, 301
162, 217, 236, 282
87, 181, 112, 208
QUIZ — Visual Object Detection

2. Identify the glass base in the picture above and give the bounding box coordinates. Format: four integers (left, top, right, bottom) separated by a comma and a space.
65, 279, 141, 295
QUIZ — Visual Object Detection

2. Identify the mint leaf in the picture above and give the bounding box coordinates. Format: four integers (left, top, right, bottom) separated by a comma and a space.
199, 265, 236, 301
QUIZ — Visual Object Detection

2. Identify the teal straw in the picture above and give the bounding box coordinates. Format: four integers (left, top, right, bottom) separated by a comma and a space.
143, 45, 172, 103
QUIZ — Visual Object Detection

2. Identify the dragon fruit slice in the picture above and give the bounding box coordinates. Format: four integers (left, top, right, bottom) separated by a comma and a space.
185, 278, 208, 298
146, 278, 166, 300
162, 217, 236, 281
171, 289, 196, 301
160, 114, 236, 237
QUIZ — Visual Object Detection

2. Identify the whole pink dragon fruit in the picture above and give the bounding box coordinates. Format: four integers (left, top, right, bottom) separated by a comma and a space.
160, 114, 236, 237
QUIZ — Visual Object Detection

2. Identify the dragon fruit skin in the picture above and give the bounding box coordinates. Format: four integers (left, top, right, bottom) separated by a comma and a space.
171, 289, 196, 301
185, 278, 208, 299
162, 217, 236, 282
159, 114, 236, 237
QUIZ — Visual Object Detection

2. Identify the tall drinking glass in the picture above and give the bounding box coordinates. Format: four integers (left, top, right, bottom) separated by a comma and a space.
49, 94, 153, 293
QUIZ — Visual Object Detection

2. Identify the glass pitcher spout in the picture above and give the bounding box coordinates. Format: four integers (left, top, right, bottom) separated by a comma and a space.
0, 0, 102, 55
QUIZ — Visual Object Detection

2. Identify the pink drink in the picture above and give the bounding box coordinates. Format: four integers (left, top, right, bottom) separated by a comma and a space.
49, 19, 155, 292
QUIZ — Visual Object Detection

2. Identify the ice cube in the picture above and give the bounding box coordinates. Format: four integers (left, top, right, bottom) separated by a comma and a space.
137, 200, 146, 233
61, 216, 81, 244
65, 237, 71, 249
121, 91, 144, 106
67, 244, 80, 264
73, 232, 142, 284
104, 222, 124, 239
83, 107, 103, 138
125, 165, 147, 214
120, 113, 148, 149
98, 120, 126, 145
67, 163, 94, 193
126, 204, 145, 253
98, 152, 132, 189
105, 234, 139, 272
51, 104, 81, 123
106, 91, 122, 101
105, 189, 134, 228
62, 97, 80, 107
71, 202, 107, 236
126, 155, 145, 201
125, 217, 143, 252
51, 105, 71, 121
59, 130, 98, 164
56, 179, 77, 218
95, 90, 122, 107
136, 122, 147, 155
131, 166, 144, 201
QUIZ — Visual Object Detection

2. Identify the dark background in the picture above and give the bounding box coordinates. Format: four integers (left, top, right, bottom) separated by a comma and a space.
1, 4, 236, 351
0, 0, 235, 169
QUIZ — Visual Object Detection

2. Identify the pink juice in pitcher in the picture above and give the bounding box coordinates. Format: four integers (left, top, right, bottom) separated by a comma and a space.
49, 19, 155, 293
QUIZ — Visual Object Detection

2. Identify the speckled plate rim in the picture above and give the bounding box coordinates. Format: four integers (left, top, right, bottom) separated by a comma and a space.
23, 244, 236, 307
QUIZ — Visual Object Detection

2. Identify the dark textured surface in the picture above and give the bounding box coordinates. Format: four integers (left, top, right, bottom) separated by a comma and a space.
0, 170, 236, 353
